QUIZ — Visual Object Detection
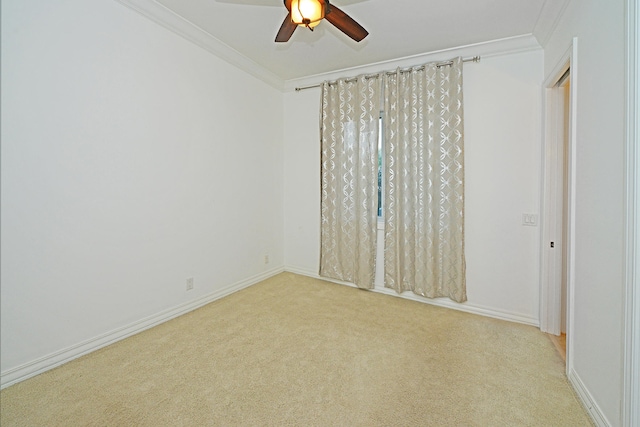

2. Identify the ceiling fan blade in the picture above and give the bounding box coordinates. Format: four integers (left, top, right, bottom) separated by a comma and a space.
275, 13, 297, 42
325, 4, 368, 42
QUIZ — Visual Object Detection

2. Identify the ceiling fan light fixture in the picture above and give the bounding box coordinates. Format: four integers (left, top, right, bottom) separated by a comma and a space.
291, 0, 325, 29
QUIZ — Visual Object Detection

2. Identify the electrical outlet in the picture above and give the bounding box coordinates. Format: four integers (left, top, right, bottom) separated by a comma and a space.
186, 277, 194, 291
264, 255, 270, 264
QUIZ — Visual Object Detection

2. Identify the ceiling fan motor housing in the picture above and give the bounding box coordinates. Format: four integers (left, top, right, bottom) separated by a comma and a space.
276, 0, 368, 43
290, 0, 325, 28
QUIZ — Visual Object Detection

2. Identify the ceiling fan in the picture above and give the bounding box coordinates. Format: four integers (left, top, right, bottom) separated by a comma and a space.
275, 0, 368, 43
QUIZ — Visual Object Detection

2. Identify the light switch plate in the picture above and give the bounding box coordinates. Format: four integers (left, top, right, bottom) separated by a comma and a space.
522, 213, 538, 226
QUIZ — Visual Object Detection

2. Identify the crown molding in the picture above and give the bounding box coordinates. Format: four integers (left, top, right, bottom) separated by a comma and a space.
114, 0, 285, 90
283, 34, 542, 92
533, 0, 572, 47
113, 0, 549, 94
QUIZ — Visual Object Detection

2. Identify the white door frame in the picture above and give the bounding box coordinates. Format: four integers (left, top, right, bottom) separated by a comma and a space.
623, 0, 639, 424
540, 39, 578, 368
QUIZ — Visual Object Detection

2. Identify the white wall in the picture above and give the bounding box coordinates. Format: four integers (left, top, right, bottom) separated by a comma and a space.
284, 46, 544, 325
542, 1, 626, 425
2, 1, 629, 422
1, 0, 284, 378
283, 88, 321, 273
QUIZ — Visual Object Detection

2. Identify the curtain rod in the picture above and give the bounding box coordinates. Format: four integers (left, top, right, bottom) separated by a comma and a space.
294, 56, 480, 92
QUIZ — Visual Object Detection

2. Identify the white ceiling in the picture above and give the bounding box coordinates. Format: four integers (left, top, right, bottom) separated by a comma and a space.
123, 0, 566, 84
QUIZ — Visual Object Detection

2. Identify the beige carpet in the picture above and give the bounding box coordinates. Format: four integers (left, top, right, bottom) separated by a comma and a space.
1, 273, 592, 426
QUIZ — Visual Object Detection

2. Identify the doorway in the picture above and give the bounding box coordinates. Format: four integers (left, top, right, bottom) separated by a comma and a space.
540, 40, 577, 371
559, 70, 570, 336
551, 70, 570, 361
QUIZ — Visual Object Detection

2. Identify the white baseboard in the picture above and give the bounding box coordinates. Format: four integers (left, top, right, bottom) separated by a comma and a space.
285, 266, 539, 327
567, 368, 610, 426
0, 267, 284, 390
0, 265, 540, 388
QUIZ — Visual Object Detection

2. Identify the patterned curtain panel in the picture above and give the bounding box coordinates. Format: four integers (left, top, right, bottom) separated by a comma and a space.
383, 57, 466, 302
320, 75, 380, 289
